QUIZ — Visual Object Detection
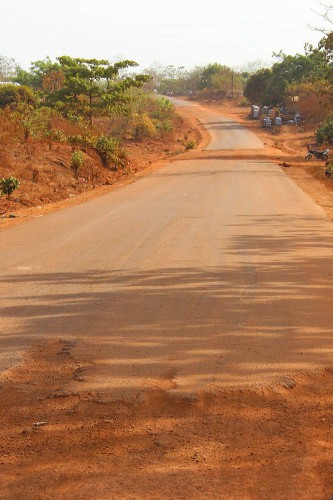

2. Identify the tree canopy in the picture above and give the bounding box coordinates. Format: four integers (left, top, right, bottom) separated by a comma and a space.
243, 43, 333, 106
52, 57, 150, 124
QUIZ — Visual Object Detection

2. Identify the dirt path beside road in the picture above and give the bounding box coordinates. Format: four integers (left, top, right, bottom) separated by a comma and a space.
1, 340, 332, 499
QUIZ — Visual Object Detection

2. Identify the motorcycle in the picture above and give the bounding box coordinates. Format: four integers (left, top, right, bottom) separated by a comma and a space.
305, 145, 330, 161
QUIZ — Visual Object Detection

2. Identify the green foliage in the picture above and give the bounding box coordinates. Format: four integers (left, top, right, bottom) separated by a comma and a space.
155, 119, 173, 133
46, 56, 150, 126
244, 69, 273, 105
15, 57, 61, 89
0, 176, 20, 197
0, 104, 57, 143
95, 136, 127, 169
17, 106, 56, 140
70, 150, 85, 177
200, 63, 229, 90
272, 51, 319, 83
0, 84, 37, 109
316, 119, 333, 144
104, 89, 175, 138
150, 97, 175, 133
151, 96, 173, 119
49, 128, 67, 142
14, 56, 150, 126
244, 47, 333, 106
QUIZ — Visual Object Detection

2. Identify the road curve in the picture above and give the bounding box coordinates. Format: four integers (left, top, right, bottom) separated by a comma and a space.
170, 97, 264, 150
1, 101, 333, 397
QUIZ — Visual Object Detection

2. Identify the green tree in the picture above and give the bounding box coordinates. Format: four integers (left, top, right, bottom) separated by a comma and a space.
244, 68, 273, 105
244, 48, 329, 106
199, 63, 226, 90
15, 57, 61, 89
49, 56, 150, 126
268, 51, 328, 103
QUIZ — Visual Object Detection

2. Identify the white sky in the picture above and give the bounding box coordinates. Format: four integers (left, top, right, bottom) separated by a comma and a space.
0, 0, 329, 71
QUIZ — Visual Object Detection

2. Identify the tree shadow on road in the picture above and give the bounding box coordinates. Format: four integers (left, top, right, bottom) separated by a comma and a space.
1, 211, 333, 498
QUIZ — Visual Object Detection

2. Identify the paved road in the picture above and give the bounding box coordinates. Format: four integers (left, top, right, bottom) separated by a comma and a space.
1, 100, 333, 396
170, 98, 264, 150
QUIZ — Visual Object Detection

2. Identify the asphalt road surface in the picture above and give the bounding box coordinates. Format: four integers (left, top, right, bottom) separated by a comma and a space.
1, 100, 333, 397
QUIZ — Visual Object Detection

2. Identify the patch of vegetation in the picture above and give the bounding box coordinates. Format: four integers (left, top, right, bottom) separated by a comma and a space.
179, 135, 196, 150
325, 162, 333, 178
316, 119, 333, 144
0, 84, 37, 109
70, 150, 85, 178
95, 136, 127, 169
132, 113, 157, 138
0, 176, 20, 198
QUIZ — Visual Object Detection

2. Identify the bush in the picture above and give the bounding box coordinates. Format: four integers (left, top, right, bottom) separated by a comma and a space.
132, 113, 157, 138
151, 96, 174, 119
49, 128, 67, 143
179, 135, 196, 150
316, 119, 333, 145
155, 119, 173, 133
184, 139, 196, 150
0, 176, 20, 197
24, 107, 59, 140
95, 136, 127, 169
325, 163, 333, 178
70, 150, 85, 178
0, 84, 37, 109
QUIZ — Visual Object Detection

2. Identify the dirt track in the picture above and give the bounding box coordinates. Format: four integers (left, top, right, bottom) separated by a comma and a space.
1, 100, 333, 498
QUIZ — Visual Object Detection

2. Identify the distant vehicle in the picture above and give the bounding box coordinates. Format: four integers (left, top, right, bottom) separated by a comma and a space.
305, 145, 329, 161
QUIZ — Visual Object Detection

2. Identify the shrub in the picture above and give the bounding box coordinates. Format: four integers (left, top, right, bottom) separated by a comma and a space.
316, 119, 333, 145
70, 150, 85, 178
0, 176, 20, 197
18, 106, 57, 140
151, 96, 174, 119
95, 136, 127, 169
0, 84, 37, 109
184, 139, 196, 150
132, 113, 157, 138
180, 135, 196, 150
155, 119, 173, 133
49, 128, 67, 143
325, 163, 333, 178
